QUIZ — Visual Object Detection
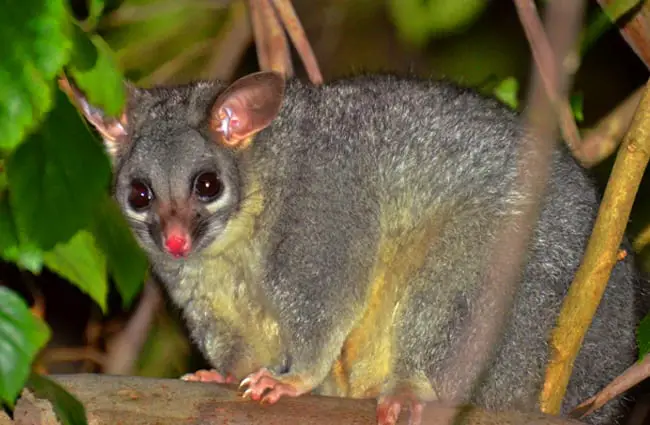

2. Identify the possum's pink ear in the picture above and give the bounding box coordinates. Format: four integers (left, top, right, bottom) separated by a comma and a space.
209, 71, 285, 149
58, 75, 129, 159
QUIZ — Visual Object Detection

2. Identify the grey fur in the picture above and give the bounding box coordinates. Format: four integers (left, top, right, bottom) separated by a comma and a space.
104, 73, 643, 424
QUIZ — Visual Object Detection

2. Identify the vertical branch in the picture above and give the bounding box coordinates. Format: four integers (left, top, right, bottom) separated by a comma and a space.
270, 0, 323, 84
260, 0, 294, 76
541, 76, 650, 414
513, 0, 582, 159
248, 0, 273, 71
103, 279, 163, 375
247, 0, 293, 78
245, 0, 322, 84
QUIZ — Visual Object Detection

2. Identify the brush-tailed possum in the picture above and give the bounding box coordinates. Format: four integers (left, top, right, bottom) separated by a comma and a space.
71, 71, 643, 425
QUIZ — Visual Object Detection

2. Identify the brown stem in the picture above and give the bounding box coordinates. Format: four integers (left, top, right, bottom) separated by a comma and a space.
259, 0, 294, 76
39, 347, 107, 366
513, 0, 582, 155
103, 279, 163, 375
577, 84, 644, 168
247, 0, 272, 71
270, 0, 323, 84
570, 355, 650, 419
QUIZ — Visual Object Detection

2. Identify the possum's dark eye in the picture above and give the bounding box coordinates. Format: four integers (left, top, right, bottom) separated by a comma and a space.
193, 171, 223, 202
128, 180, 154, 211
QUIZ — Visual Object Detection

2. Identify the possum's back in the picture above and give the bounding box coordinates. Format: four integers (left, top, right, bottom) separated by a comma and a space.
273, 75, 641, 424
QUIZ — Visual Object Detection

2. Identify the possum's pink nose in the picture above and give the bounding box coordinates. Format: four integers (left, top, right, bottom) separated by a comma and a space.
164, 230, 191, 258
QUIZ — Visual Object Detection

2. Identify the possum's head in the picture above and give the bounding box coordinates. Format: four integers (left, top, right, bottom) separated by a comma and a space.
65, 71, 285, 261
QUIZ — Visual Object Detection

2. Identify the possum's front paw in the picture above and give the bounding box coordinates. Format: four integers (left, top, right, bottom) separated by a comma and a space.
239, 367, 313, 404
181, 369, 236, 384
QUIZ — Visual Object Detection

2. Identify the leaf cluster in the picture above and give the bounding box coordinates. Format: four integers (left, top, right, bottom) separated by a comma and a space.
0, 0, 148, 422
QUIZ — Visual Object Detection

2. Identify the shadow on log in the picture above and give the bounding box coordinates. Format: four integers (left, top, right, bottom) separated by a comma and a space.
3, 374, 585, 425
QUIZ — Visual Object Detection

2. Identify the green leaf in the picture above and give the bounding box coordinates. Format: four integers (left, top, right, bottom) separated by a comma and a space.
0, 287, 50, 407
0, 0, 73, 152
0, 162, 7, 192
11, 247, 45, 274
600, 0, 642, 22
0, 195, 43, 273
0, 195, 19, 258
6, 89, 111, 251
570, 93, 585, 123
27, 373, 87, 425
87, 0, 105, 23
493, 77, 520, 110
69, 33, 126, 117
43, 230, 108, 312
69, 23, 98, 73
579, 7, 614, 56
637, 312, 650, 359
387, 0, 489, 45
91, 196, 148, 308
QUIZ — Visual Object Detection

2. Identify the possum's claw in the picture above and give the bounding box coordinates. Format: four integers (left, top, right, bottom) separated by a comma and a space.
181, 369, 236, 384
240, 367, 310, 404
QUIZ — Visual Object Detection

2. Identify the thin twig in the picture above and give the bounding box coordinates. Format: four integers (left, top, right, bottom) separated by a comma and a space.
270, 0, 323, 84
81, 309, 103, 372
247, 0, 272, 71
103, 279, 163, 375
513, 0, 582, 155
39, 347, 107, 367
577, 84, 644, 167
259, 0, 294, 76
570, 355, 650, 419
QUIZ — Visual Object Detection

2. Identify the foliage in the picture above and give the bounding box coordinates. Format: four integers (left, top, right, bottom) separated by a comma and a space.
387, 0, 490, 46
26, 373, 87, 425
493, 77, 520, 110
0, 288, 50, 408
0, 0, 147, 421
638, 313, 650, 359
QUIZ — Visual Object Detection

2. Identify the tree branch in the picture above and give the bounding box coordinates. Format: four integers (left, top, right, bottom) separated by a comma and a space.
270, 0, 323, 84
513, 0, 582, 155
10, 374, 585, 425
541, 76, 650, 414
570, 354, 650, 419
577, 84, 644, 168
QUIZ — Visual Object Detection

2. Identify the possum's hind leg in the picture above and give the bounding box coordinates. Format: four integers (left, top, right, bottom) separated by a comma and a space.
376, 371, 436, 425
375, 282, 465, 425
